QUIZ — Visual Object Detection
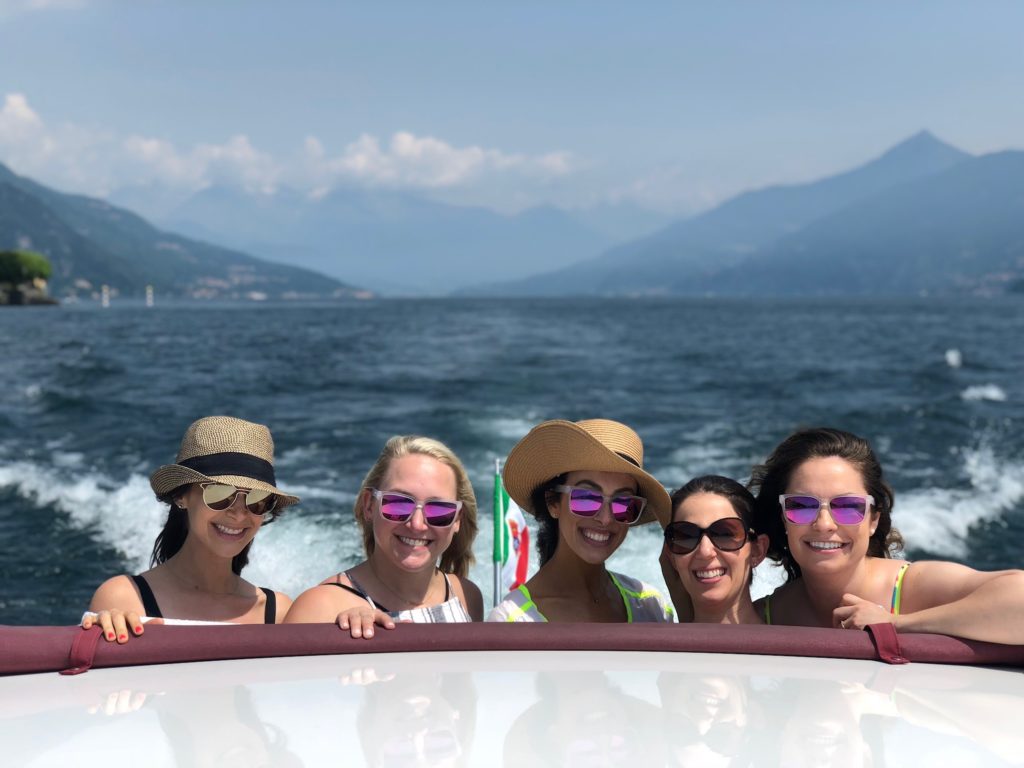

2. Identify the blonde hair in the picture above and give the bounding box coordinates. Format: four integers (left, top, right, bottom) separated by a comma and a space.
355, 435, 478, 579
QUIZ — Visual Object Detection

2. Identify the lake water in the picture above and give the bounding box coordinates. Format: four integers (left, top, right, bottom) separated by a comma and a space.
1, 297, 1022, 625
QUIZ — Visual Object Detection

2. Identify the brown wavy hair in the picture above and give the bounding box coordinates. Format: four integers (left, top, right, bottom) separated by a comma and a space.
748, 427, 903, 581
355, 435, 478, 579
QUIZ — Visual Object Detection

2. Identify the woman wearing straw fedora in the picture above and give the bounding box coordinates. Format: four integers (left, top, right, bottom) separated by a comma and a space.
83, 416, 299, 642
285, 435, 484, 636
487, 419, 674, 623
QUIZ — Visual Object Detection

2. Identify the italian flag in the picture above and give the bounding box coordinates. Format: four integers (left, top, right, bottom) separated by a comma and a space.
493, 460, 529, 604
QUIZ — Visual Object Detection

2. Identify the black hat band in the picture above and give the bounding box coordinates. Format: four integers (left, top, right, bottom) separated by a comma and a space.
178, 452, 277, 486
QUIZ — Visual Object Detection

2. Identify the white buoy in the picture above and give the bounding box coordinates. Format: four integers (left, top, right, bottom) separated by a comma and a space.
146, 285, 154, 307
101, 285, 110, 308
945, 348, 962, 368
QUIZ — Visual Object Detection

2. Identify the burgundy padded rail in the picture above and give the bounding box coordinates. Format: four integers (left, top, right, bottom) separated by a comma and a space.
1, 622, 1022, 676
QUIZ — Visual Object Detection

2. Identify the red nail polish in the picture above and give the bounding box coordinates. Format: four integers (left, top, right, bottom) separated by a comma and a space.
107, 632, 114, 640
118, 634, 127, 640
135, 626, 143, 633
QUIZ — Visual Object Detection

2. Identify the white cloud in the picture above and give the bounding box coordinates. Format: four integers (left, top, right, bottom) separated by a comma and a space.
314, 131, 572, 190
0, 92, 573, 201
0, 93, 43, 140
122, 133, 280, 194
0, 0, 86, 19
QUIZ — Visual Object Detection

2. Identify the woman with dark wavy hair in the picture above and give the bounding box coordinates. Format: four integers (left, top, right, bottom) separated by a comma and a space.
487, 419, 673, 623
751, 426, 1024, 644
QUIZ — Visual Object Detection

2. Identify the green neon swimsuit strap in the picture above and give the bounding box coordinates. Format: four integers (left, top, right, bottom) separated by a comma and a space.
608, 572, 635, 622
891, 562, 910, 616
504, 584, 546, 622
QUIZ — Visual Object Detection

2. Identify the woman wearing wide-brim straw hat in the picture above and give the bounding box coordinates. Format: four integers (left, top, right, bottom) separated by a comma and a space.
83, 416, 299, 643
487, 419, 675, 623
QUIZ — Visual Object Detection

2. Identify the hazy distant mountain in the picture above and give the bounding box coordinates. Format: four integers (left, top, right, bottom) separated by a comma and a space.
0, 163, 358, 300
476, 131, 995, 296
701, 150, 1024, 296
154, 185, 638, 295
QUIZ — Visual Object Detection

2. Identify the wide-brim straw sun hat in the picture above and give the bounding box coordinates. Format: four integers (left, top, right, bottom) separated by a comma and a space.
149, 416, 299, 508
502, 418, 670, 526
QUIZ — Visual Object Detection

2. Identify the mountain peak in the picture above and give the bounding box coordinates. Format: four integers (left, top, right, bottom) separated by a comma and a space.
876, 130, 970, 164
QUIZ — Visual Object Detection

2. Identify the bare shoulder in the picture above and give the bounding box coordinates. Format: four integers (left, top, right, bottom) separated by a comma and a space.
273, 591, 293, 623
451, 574, 485, 621
901, 560, 1022, 612
89, 574, 146, 614
283, 583, 366, 623
757, 579, 804, 624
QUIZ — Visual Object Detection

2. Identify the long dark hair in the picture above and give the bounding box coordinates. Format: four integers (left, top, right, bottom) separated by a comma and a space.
670, 475, 757, 530
531, 474, 567, 566
748, 427, 903, 581
150, 484, 282, 575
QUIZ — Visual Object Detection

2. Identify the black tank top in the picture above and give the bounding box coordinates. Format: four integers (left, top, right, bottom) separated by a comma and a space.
130, 574, 277, 624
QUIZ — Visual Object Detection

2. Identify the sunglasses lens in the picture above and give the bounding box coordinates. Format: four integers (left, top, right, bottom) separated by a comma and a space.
610, 495, 645, 524
708, 518, 748, 551
202, 484, 276, 515
379, 493, 416, 521
567, 489, 603, 517
244, 489, 276, 515
202, 483, 239, 510
830, 496, 868, 524
422, 501, 459, 528
664, 522, 701, 555
782, 495, 820, 525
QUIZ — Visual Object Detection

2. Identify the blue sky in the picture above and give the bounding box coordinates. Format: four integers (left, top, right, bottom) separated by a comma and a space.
2, 1, 1023, 215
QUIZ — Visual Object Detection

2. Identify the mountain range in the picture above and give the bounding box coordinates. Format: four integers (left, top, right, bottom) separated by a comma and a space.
0, 164, 359, 300
5, 131, 1023, 300
137, 186, 664, 295
469, 132, 1024, 297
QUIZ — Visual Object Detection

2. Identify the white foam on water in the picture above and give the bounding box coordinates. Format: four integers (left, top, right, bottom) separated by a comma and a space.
0, 458, 365, 599
24, 383, 42, 400
897, 446, 1024, 558
276, 444, 326, 468
945, 348, 962, 368
474, 415, 538, 442
0, 460, 161, 573
246, 513, 362, 599
960, 384, 1007, 402
280, 483, 354, 505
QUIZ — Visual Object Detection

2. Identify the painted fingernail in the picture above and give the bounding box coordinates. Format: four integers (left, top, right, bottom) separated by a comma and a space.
107, 632, 114, 640
135, 626, 143, 633
118, 634, 127, 640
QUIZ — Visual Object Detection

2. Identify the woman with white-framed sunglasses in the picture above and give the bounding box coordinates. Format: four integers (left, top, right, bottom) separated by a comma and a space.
285, 435, 483, 636
750, 426, 1024, 643
83, 416, 299, 642
487, 418, 674, 623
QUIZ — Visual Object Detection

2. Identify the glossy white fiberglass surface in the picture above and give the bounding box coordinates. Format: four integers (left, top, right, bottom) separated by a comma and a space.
4, 650, 1023, 767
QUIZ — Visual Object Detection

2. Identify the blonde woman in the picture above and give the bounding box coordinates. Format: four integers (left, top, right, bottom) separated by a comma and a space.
286, 435, 483, 636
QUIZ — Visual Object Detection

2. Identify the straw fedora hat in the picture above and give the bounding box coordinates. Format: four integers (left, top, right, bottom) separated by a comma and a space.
502, 419, 670, 526
149, 416, 299, 508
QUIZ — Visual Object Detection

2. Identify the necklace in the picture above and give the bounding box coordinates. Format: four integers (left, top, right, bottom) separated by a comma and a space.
165, 563, 242, 596
367, 563, 438, 606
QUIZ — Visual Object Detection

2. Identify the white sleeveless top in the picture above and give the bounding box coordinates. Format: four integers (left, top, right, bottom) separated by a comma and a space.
340, 570, 472, 623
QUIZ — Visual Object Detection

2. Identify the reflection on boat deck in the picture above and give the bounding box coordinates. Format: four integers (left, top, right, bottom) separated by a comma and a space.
5, 650, 1023, 767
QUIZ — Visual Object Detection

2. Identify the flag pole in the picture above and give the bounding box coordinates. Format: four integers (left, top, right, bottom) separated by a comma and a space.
492, 458, 503, 608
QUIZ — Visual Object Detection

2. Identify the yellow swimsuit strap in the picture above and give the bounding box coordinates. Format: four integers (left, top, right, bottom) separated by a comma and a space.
891, 562, 911, 615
